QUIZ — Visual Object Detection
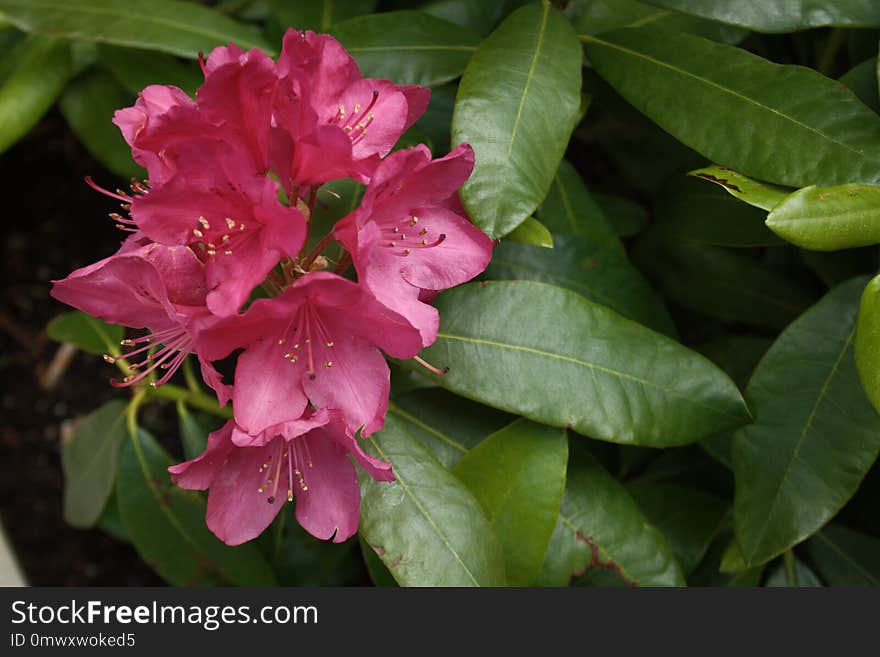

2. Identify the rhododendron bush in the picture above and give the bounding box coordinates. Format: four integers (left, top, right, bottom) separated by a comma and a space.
7, 0, 880, 586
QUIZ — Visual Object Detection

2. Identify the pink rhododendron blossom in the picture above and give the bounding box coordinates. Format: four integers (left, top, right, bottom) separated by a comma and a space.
50, 242, 231, 404
169, 419, 393, 545
334, 144, 493, 344
197, 272, 422, 442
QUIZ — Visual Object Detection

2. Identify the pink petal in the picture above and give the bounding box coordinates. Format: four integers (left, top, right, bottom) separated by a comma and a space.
333, 430, 395, 482
400, 84, 431, 129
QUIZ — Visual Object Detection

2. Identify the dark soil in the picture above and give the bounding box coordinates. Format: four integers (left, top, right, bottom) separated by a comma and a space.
0, 113, 162, 585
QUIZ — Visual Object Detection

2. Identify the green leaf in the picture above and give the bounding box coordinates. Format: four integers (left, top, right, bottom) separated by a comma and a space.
421, 0, 511, 35
117, 428, 277, 585
840, 57, 880, 113
0, 0, 271, 58
452, 1, 582, 238
626, 481, 729, 575
719, 538, 749, 573
583, 28, 880, 187
62, 400, 128, 528
0, 36, 71, 154
654, 177, 783, 247
856, 273, 880, 414
358, 413, 506, 586
454, 419, 567, 585
765, 555, 823, 587
633, 239, 815, 330
176, 401, 215, 461
767, 183, 880, 251
389, 388, 513, 468
420, 281, 749, 446
505, 217, 553, 248
573, 0, 748, 44
485, 235, 678, 336
96, 491, 129, 543
59, 70, 143, 179
733, 277, 880, 566
637, 0, 880, 32
806, 524, 880, 586
593, 192, 648, 237
266, 516, 363, 586
414, 82, 455, 153
46, 310, 124, 356
359, 536, 397, 587
98, 44, 201, 97
268, 0, 376, 31
537, 160, 623, 253
329, 11, 479, 87
537, 445, 685, 586
689, 165, 792, 212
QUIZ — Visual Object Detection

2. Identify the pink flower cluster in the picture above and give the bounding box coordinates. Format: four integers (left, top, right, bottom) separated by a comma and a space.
51, 30, 492, 545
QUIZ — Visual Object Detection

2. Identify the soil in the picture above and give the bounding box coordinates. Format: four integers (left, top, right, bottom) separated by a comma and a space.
0, 112, 162, 585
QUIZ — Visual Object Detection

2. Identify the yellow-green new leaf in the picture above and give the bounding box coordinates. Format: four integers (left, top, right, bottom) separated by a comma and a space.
689, 165, 791, 211
856, 273, 880, 414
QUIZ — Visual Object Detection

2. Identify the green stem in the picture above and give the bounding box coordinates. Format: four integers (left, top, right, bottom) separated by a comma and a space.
149, 383, 233, 419
817, 28, 846, 77
783, 550, 797, 587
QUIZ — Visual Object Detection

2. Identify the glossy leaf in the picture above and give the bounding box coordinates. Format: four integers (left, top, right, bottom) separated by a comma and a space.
505, 217, 553, 248
574, 0, 748, 44
59, 70, 143, 179
537, 446, 685, 586
626, 481, 729, 574
733, 277, 880, 566
0, 36, 71, 154
638, 0, 880, 32
840, 57, 880, 113
767, 183, 880, 251
452, 1, 582, 238
0, 0, 271, 58
485, 236, 678, 336
537, 160, 623, 253
420, 281, 749, 446
654, 178, 783, 247
584, 28, 880, 187
46, 310, 124, 356
62, 400, 127, 528
330, 11, 479, 87
99, 44, 201, 97
806, 524, 880, 586
634, 239, 815, 330
421, 0, 510, 35
117, 428, 277, 585
389, 388, 513, 468
454, 419, 567, 585
856, 273, 880, 414
269, 0, 376, 31
358, 413, 506, 586
689, 165, 791, 211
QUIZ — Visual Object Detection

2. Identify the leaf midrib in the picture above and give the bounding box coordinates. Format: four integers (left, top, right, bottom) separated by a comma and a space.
436, 331, 745, 421
814, 531, 880, 585
388, 402, 469, 455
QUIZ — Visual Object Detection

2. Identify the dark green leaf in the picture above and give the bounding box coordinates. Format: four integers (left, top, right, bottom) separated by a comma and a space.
46, 310, 124, 356
0, 0, 271, 58
330, 11, 479, 87
268, 0, 376, 31
389, 387, 513, 468
584, 28, 880, 187
414, 82, 455, 153
358, 413, 506, 586
765, 555, 823, 587
840, 57, 880, 113
117, 428, 277, 585
733, 277, 880, 566
626, 481, 729, 575
593, 192, 648, 237
634, 239, 815, 330
99, 44, 201, 97
176, 401, 217, 461
359, 536, 397, 587
654, 177, 783, 247
689, 165, 792, 212
267, 515, 363, 586
806, 524, 880, 586
0, 36, 71, 154
537, 445, 685, 586
421, 281, 749, 446
767, 183, 880, 251
96, 491, 129, 543
574, 0, 748, 43
856, 273, 880, 414
59, 70, 143, 179
62, 400, 127, 528
485, 236, 678, 336
638, 0, 880, 32
452, 1, 582, 238
454, 419, 567, 585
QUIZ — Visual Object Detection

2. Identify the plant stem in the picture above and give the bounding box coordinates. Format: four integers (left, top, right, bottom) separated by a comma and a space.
301, 232, 335, 271
149, 383, 233, 419
783, 550, 797, 587
817, 28, 846, 77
